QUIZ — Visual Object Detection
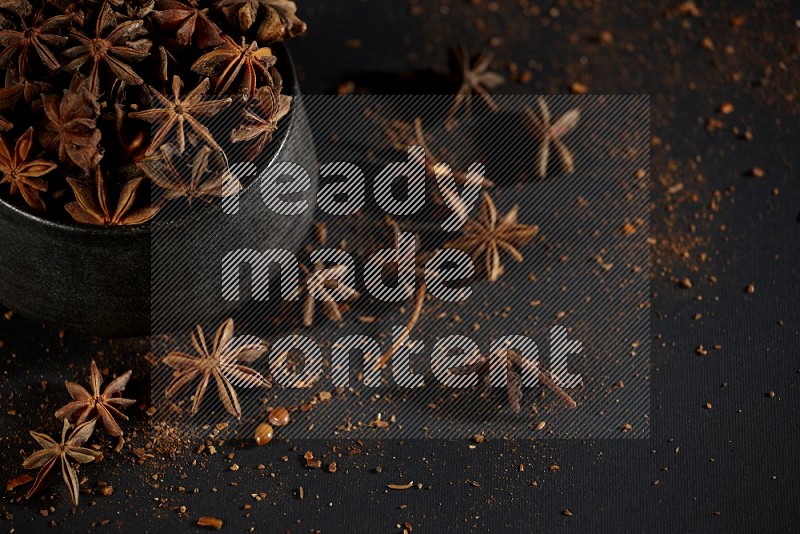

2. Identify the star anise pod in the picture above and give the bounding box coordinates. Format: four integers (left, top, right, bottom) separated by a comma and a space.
163, 318, 269, 419
65, 167, 159, 225
216, 0, 306, 43
22, 418, 101, 506
0, 113, 11, 131
140, 143, 242, 204
152, 0, 224, 49
254, 0, 306, 43
129, 75, 232, 155
62, 3, 152, 94
522, 97, 580, 178
125, 0, 155, 18
230, 84, 290, 153
445, 44, 505, 128
0, 127, 56, 212
40, 87, 103, 171
0, 0, 33, 17
215, 0, 258, 32
298, 261, 360, 327
0, 70, 51, 109
445, 191, 538, 282
191, 35, 276, 99
54, 360, 135, 437
47, 0, 123, 26
0, 9, 70, 75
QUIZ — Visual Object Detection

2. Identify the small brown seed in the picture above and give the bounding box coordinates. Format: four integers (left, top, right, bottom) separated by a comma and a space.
269, 407, 290, 427
254, 423, 273, 446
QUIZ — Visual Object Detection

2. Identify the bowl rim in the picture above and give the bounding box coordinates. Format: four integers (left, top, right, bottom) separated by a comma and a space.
0, 42, 299, 237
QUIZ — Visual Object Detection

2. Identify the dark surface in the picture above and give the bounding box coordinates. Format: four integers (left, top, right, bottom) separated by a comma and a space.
1, 0, 799, 532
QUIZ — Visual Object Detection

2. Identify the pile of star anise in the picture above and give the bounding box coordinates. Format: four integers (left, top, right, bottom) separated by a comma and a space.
0, 0, 304, 224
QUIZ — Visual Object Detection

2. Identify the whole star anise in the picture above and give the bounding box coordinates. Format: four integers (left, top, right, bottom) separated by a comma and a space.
445, 44, 505, 128
54, 360, 135, 437
0, 127, 57, 212
163, 318, 269, 419
191, 35, 276, 99
65, 167, 159, 225
522, 97, 580, 178
298, 261, 360, 327
230, 84, 290, 153
129, 75, 232, 155
0, 70, 51, 109
40, 87, 103, 171
445, 191, 538, 282
0, 9, 70, 75
254, 0, 306, 43
47, 0, 124, 26
62, 3, 152, 94
22, 418, 101, 506
152, 0, 225, 49
140, 143, 242, 204
216, 0, 306, 43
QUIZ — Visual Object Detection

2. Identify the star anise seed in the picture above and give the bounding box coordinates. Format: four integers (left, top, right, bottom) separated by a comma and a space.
54, 360, 135, 437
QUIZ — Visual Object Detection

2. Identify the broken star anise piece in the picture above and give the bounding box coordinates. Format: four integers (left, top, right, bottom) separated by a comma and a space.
163, 318, 269, 419
445, 191, 538, 282
152, 0, 225, 49
230, 84, 291, 153
522, 97, 580, 178
0, 127, 57, 212
40, 87, 103, 172
298, 261, 360, 327
445, 44, 505, 128
140, 143, 242, 204
22, 418, 101, 506
0, 9, 70, 75
62, 3, 152, 94
191, 35, 276, 99
129, 75, 232, 155
65, 167, 159, 225
54, 360, 135, 437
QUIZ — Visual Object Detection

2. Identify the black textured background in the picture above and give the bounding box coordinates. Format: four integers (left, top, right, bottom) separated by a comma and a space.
1, 0, 799, 532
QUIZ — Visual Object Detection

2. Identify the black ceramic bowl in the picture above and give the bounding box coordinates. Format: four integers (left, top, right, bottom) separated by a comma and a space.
0, 45, 317, 337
